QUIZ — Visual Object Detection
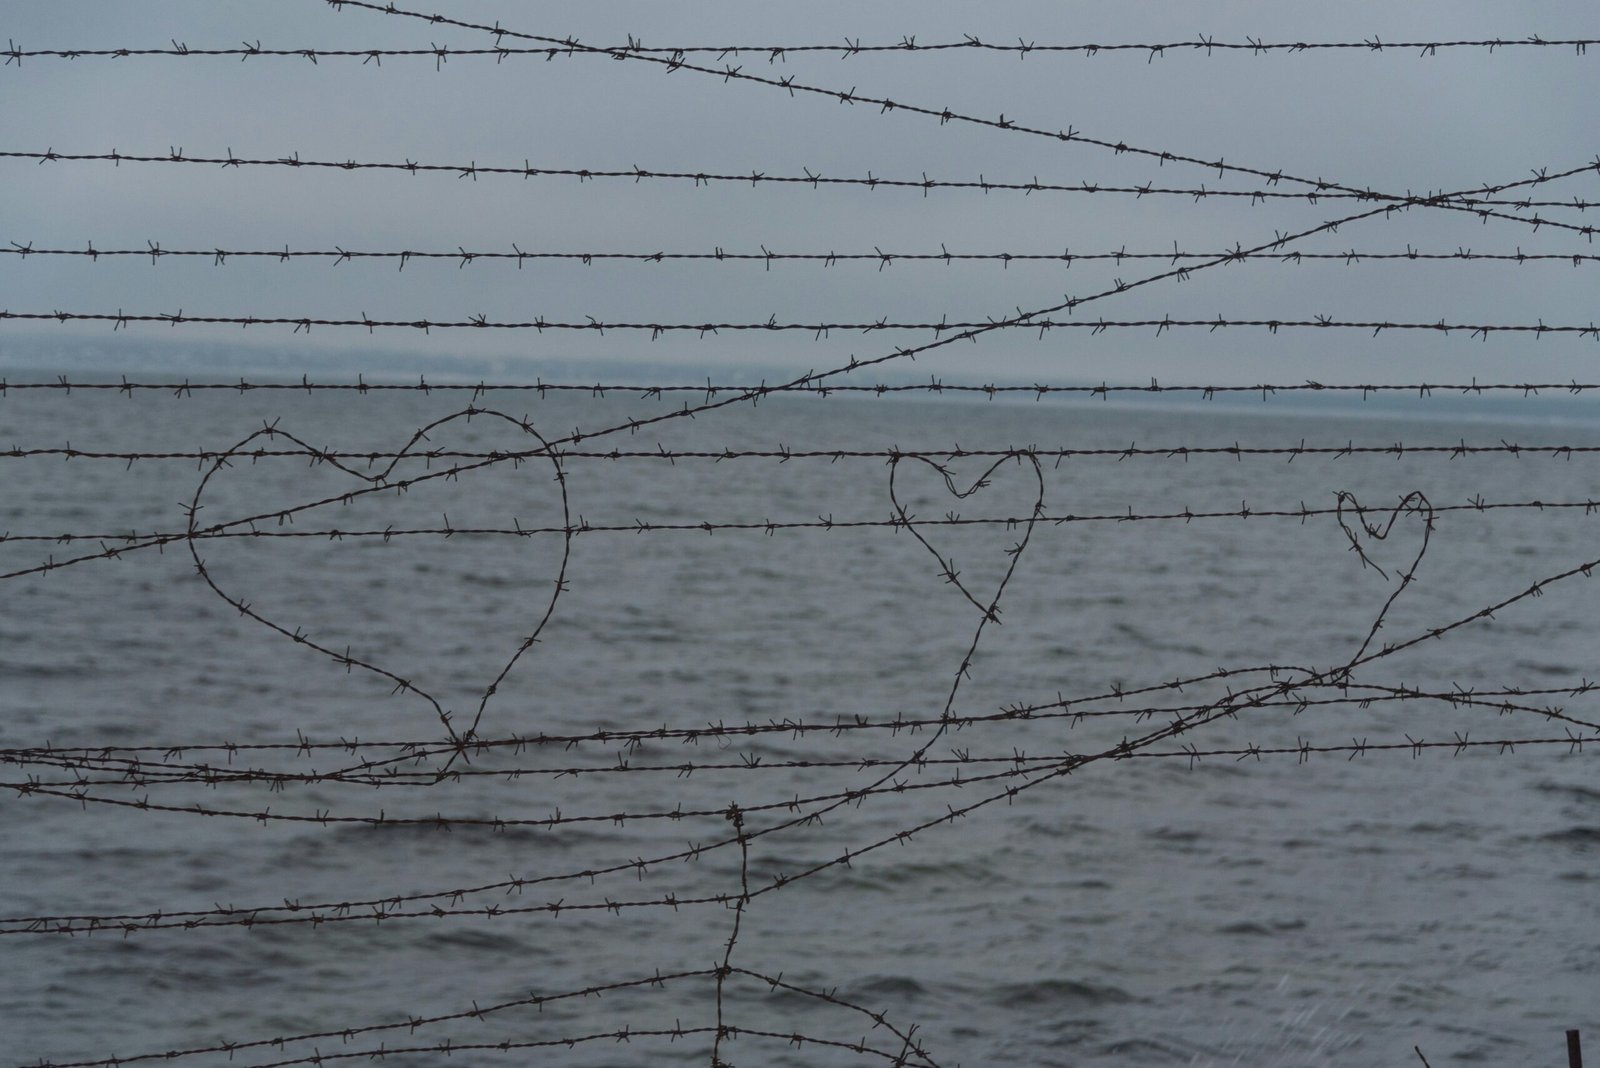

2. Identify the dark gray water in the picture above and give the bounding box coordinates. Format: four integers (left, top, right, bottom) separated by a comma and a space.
2, 373, 1597, 1067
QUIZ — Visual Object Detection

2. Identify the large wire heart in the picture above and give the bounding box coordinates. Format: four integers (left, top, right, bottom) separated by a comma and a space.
186, 407, 571, 756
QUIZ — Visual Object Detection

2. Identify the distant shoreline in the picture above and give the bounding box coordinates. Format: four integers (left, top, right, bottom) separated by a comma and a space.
4, 333, 1598, 430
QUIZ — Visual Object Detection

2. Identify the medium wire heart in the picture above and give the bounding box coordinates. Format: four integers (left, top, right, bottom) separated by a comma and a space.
887, 450, 1046, 621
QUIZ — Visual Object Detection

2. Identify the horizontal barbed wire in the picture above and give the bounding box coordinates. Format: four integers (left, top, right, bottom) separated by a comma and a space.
2, 725, 1591, 944
6, 496, 1599, 562
6, 151, 1596, 234
0, 204, 1483, 589
7, 309, 1599, 338
4, 727, 1590, 841
7, 679, 1592, 767
4, 377, 1599, 399
8, 240, 1598, 270
1, 498, 1592, 595
0, 181, 1571, 483
6, 731, 1590, 796
8, 439, 1600, 465
6, 716, 1592, 940
0, 756, 1126, 831
7, 35, 1598, 65
6, 666, 1592, 941
10, 686, 1594, 794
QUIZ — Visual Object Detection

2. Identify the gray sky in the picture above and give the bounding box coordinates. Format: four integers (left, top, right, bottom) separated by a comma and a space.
3, 0, 1597, 385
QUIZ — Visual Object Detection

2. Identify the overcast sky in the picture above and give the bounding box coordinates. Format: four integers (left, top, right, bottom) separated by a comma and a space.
3, 1, 1597, 386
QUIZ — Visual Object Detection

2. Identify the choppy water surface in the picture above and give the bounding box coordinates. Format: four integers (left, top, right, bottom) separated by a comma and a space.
2, 375, 1597, 1067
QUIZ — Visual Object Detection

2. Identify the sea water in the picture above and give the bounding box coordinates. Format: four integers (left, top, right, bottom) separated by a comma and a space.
1, 366, 1597, 1066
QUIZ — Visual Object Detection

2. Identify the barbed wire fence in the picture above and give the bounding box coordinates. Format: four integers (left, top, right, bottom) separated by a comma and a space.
2, 3, 1597, 1066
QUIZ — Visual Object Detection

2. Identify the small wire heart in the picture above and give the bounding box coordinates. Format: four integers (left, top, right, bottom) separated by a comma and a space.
1335, 489, 1434, 666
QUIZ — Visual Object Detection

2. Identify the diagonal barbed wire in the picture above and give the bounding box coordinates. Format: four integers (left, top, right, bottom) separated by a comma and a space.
330, 1, 1597, 209
11, 965, 940, 1068
13, 965, 939, 1068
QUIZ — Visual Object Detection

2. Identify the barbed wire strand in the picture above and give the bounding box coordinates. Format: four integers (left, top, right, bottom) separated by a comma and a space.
9, 240, 1597, 270
8, 496, 1600, 583
9, 681, 1595, 795
9, 439, 1600, 465
5, 150, 1596, 237
5, 376, 1600, 399
7, 309, 1599, 338
6, 35, 1599, 65
11, 674, 1591, 768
